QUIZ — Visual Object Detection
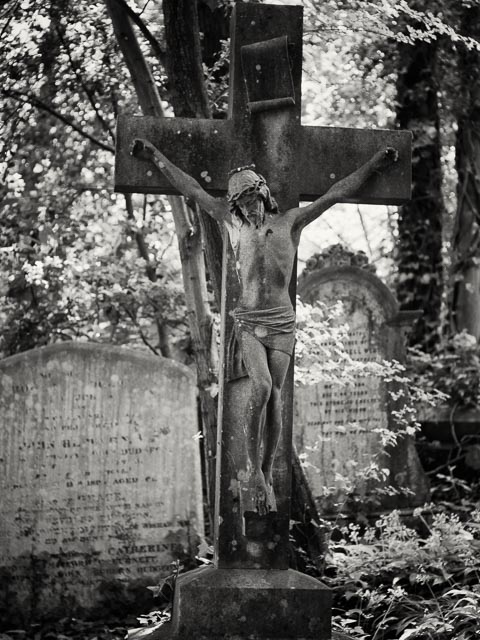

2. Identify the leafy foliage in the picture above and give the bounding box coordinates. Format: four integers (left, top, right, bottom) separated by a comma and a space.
0, 619, 128, 640
2, 0, 478, 360
0, 1, 192, 359
327, 498, 480, 640
295, 297, 444, 507
409, 331, 480, 409
0, 188, 188, 357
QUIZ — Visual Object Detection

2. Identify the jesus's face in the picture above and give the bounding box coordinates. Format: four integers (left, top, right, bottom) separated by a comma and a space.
236, 191, 265, 224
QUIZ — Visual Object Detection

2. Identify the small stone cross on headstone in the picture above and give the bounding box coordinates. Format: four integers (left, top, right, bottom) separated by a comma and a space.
114, 4, 411, 638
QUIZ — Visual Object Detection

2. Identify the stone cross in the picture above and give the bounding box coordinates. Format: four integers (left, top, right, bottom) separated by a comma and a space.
114, 4, 411, 638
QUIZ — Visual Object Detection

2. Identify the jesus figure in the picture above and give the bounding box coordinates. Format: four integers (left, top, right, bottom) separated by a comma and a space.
131, 139, 398, 515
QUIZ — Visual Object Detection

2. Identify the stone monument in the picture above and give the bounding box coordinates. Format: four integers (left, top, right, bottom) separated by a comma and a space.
114, 4, 412, 638
295, 245, 430, 514
0, 343, 203, 623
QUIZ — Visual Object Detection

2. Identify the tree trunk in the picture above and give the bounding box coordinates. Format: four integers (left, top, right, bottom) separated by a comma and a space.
197, 0, 229, 68
161, 0, 229, 519
395, 37, 444, 351
162, 0, 224, 309
450, 7, 480, 340
105, 0, 218, 531
163, 0, 211, 119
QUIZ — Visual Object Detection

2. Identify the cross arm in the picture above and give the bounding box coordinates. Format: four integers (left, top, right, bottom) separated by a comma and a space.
131, 138, 226, 221
298, 126, 412, 205
292, 147, 400, 230
114, 115, 234, 196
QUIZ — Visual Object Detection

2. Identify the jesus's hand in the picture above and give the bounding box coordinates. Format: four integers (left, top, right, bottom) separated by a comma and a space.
130, 137, 225, 221
130, 138, 159, 162
372, 146, 399, 172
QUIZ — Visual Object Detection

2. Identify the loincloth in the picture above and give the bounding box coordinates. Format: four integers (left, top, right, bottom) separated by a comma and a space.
227, 306, 296, 382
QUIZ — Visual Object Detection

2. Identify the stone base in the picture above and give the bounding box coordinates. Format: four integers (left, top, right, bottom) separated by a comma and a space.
153, 566, 331, 639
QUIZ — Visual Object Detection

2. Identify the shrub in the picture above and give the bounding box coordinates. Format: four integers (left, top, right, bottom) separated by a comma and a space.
327, 506, 480, 639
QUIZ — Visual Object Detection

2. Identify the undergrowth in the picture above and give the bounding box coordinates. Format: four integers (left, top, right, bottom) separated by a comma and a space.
326, 478, 480, 640
130, 479, 480, 640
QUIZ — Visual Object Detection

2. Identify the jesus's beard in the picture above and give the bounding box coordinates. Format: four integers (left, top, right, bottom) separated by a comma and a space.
239, 202, 266, 228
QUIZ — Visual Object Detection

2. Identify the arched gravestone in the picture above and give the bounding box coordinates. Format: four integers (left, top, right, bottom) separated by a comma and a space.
295, 246, 430, 514
0, 343, 203, 621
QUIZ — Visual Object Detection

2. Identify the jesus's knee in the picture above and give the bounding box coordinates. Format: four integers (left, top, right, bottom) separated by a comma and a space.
268, 386, 283, 420
270, 385, 282, 404
250, 375, 272, 405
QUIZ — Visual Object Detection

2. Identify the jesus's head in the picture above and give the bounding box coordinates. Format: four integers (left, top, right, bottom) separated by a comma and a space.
227, 166, 278, 227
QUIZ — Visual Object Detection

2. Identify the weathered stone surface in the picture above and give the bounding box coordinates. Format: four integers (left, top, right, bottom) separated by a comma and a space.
0, 343, 203, 621
299, 126, 411, 205
115, 116, 234, 196
170, 567, 331, 640
115, 122, 411, 207
116, 2, 412, 573
116, 121, 411, 206
114, 3, 414, 638
296, 253, 429, 514
214, 4, 303, 572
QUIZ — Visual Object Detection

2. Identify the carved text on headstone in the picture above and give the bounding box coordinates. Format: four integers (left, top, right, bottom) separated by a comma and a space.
0, 343, 203, 618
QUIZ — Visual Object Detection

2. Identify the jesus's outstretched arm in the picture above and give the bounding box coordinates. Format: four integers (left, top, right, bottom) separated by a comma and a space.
131, 139, 226, 222
290, 147, 399, 231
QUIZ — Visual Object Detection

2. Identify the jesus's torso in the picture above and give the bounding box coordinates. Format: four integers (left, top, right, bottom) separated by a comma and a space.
225, 211, 299, 310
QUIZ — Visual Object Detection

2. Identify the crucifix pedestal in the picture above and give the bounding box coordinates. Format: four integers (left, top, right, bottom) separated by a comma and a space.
115, 4, 411, 638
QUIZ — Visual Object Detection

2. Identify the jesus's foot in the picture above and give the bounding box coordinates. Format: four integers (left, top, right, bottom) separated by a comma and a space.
263, 470, 277, 511
263, 469, 273, 489
253, 470, 269, 516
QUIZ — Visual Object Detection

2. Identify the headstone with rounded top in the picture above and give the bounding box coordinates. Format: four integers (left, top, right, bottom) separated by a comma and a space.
0, 342, 203, 623
295, 245, 430, 515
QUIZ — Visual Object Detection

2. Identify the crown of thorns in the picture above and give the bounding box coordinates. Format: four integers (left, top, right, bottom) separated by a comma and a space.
228, 164, 257, 178
226, 165, 278, 215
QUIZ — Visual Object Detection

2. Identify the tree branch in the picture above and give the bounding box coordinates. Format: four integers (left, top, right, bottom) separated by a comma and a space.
155, 319, 171, 358
1, 88, 114, 153
105, 0, 163, 117
111, 0, 166, 66
55, 26, 116, 143
121, 302, 160, 355
124, 193, 157, 282
0, 1, 20, 40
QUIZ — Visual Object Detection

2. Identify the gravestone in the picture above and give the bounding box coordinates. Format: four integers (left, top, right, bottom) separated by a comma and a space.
0, 343, 203, 622
295, 245, 430, 515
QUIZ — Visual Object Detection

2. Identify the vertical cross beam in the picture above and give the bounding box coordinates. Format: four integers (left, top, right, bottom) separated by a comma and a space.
215, 3, 303, 571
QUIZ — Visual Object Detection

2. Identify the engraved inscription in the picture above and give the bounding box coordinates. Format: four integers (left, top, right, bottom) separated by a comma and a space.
0, 344, 203, 616
295, 280, 390, 512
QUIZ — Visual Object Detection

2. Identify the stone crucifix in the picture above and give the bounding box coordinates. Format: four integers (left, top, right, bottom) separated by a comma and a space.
115, 4, 411, 638
131, 140, 397, 503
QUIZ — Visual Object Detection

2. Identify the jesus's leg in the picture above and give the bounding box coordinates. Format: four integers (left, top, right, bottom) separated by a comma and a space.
239, 331, 272, 515
262, 349, 291, 489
